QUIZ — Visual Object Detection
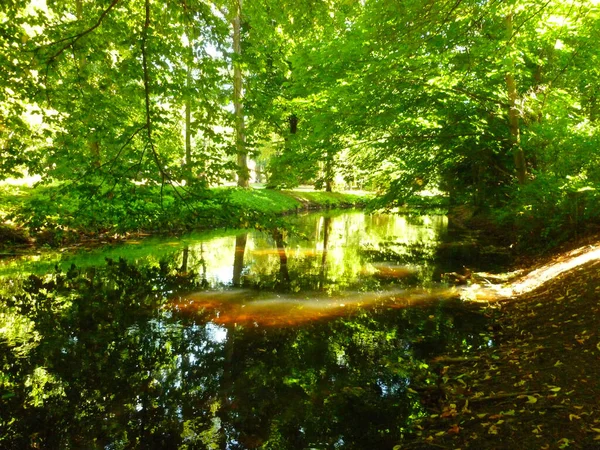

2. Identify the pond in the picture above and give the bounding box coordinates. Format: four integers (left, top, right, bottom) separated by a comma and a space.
0, 210, 501, 449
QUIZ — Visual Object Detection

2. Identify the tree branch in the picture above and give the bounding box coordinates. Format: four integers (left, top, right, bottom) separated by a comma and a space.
141, 0, 192, 205
46, 0, 121, 63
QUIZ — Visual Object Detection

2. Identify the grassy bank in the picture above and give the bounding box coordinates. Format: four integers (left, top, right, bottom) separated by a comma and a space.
0, 182, 369, 249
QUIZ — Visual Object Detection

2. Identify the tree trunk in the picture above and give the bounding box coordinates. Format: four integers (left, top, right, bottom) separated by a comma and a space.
76, 0, 101, 168
233, 0, 249, 188
505, 13, 526, 185
325, 153, 333, 192
185, 44, 193, 182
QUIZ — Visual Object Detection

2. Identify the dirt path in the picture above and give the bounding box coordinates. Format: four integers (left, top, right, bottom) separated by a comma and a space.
398, 243, 600, 449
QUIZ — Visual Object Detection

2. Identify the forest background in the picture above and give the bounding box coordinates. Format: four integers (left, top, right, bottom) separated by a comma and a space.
1, 0, 600, 250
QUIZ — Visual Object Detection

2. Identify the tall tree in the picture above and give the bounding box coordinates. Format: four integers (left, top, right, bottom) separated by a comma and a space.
504, 11, 526, 185
232, 0, 249, 187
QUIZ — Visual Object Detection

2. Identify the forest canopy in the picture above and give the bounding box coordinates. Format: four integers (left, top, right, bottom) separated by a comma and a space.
2, 0, 600, 244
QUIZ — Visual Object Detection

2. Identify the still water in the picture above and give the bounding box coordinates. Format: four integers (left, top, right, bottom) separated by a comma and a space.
0, 210, 495, 449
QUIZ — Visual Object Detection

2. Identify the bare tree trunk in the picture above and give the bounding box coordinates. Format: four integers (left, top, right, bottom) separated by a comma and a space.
185, 38, 193, 182
232, 0, 249, 188
505, 13, 526, 185
325, 154, 333, 192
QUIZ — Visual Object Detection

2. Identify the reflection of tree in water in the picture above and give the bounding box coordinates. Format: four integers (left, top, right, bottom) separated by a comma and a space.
233, 233, 248, 287
272, 228, 290, 288
318, 216, 332, 291
215, 299, 490, 449
0, 258, 491, 449
0, 259, 222, 449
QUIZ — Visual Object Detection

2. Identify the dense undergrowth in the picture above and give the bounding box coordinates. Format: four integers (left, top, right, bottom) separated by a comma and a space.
0, 183, 368, 248
3, 175, 600, 256
490, 175, 600, 252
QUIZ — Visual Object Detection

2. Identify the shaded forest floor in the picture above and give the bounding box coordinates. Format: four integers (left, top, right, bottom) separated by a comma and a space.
400, 242, 600, 450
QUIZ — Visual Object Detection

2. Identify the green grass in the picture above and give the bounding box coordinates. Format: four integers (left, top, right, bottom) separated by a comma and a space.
284, 190, 369, 208
0, 182, 372, 247
226, 188, 369, 214
227, 188, 302, 213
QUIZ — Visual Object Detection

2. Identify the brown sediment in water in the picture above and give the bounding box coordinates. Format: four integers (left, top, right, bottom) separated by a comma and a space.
169, 287, 459, 327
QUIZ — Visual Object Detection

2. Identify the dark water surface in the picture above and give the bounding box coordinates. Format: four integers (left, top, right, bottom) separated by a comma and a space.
0, 211, 496, 449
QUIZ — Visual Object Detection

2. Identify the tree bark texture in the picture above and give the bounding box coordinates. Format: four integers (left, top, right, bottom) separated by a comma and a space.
233, 0, 250, 188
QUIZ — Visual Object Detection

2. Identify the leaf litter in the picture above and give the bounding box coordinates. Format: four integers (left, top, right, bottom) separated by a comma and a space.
396, 243, 600, 449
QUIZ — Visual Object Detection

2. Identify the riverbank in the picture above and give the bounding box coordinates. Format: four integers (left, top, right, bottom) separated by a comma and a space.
398, 241, 600, 449
0, 184, 369, 251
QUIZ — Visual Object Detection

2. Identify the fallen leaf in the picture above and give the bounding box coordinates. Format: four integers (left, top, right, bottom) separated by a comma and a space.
462, 400, 470, 413
569, 414, 581, 421
557, 438, 571, 449
448, 424, 460, 434
488, 424, 498, 435
526, 396, 538, 404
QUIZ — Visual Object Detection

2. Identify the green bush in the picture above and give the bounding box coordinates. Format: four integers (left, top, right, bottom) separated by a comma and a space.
493, 173, 600, 250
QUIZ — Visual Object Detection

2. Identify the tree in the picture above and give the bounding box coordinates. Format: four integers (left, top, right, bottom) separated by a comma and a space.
231, 0, 250, 187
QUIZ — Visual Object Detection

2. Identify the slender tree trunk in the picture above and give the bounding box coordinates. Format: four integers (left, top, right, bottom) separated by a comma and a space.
505, 13, 526, 185
325, 154, 333, 192
76, 0, 101, 168
185, 44, 193, 182
232, 0, 249, 188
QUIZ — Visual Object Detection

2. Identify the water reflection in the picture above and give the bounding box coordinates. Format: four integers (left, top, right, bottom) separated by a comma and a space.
0, 211, 493, 449
233, 234, 248, 287
173, 287, 459, 327
168, 211, 449, 294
